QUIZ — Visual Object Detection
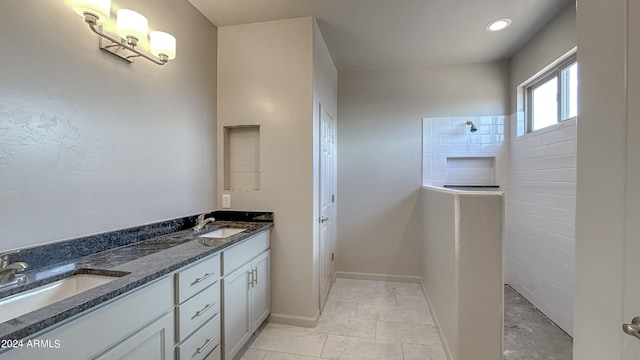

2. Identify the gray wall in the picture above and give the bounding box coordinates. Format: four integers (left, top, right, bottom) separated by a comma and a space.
217, 17, 329, 325
574, 0, 629, 357
0, 0, 218, 251
337, 62, 509, 277
509, 2, 577, 113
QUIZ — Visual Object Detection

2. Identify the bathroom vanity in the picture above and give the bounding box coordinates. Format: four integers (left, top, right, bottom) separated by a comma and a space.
0, 211, 273, 360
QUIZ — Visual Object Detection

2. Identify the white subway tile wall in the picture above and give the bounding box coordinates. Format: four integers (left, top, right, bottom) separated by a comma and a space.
445, 157, 495, 185
505, 115, 577, 336
422, 116, 508, 187
422, 113, 576, 337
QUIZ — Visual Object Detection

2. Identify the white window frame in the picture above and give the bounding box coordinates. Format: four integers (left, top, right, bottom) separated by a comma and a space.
524, 54, 578, 133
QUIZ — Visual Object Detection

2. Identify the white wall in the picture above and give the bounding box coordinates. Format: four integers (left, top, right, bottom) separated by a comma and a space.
217, 17, 335, 325
574, 0, 628, 357
505, 119, 576, 334
505, 1, 577, 336
421, 186, 503, 360
0, 0, 218, 251
337, 62, 509, 278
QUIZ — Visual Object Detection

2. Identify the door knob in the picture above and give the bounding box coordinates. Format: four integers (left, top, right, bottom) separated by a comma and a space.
320, 216, 329, 223
623, 316, 640, 340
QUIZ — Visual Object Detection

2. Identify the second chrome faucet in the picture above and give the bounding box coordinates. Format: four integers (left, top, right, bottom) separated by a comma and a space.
0, 251, 28, 287
192, 214, 216, 232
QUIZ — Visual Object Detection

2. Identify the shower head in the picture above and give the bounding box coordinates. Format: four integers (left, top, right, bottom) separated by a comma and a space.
466, 121, 478, 133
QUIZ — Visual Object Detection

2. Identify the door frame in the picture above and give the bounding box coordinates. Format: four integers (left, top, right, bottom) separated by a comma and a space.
318, 102, 337, 311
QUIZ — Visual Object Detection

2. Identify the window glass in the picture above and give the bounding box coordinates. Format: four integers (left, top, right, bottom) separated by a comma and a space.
523, 56, 578, 134
532, 77, 558, 131
561, 62, 578, 120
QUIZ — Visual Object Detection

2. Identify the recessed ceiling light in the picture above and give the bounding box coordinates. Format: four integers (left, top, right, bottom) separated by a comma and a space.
486, 18, 512, 32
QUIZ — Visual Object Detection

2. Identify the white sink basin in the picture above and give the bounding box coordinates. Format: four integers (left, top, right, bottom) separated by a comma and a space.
199, 228, 246, 238
0, 274, 118, 323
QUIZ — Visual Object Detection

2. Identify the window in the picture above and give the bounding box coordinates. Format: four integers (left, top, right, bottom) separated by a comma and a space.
525, 56, 577, 132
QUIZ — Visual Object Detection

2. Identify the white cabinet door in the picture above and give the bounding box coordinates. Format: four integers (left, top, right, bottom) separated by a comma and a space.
250, 250, 270, 331
96, 312, 174, 360
222, 263, 252, 360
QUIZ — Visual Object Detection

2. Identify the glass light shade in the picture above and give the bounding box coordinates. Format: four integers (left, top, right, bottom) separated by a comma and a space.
150, 31, 177, 60
71, 0, 111, 21
117, 9, 148, 42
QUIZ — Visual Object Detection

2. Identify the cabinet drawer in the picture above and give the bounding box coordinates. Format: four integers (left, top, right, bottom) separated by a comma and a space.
203, 345, 220, 360
222, 231, 270, 275
176, 281, 220, 342
176, 314, 220, 360
176, 254, 220, 304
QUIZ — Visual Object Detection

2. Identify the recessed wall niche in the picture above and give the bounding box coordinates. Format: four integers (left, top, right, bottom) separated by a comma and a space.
224, 125, 260, 191
446, 156, 496, 185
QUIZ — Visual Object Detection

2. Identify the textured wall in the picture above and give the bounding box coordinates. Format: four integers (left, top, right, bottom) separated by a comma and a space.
0, 0, 218, 251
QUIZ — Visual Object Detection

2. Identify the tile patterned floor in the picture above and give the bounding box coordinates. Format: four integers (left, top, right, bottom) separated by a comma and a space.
237, 279, 447, 360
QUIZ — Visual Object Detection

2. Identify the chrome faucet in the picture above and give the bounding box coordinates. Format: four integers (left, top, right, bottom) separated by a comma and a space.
192, 214, 216, 232
0, 251, 28, 284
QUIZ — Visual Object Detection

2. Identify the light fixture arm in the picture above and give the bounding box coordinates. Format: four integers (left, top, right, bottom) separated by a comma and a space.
84, 12, 168, 65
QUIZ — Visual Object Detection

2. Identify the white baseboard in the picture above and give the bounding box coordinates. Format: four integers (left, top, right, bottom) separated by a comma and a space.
335, 271, 421, 284
420, 278, 454, 360
268, 310, 320, 328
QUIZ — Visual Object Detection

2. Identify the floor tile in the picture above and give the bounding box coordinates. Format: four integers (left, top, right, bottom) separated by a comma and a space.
321, 300, 358, 318
266, 323, 310, 331
375, 320, 441, 345
238, 348, 268, 360
321, 335, 403, 360
250, 327, 327, 357
418, 307, 435, 325
395, 294, 429, 309
339, 288, 396, 306
331, 278, 378, 290
402, 343, 447, 360
355, 303, 421, 324
377, 281, 424, 296
263, 352, 323, 360
326, 289, 342, 303
307, 314, 376, 338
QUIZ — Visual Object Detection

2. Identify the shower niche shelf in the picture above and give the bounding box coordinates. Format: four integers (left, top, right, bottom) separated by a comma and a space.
445, 156, 496, 186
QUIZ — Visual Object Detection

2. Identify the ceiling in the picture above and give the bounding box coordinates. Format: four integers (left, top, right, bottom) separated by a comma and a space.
187, 0, 573, 71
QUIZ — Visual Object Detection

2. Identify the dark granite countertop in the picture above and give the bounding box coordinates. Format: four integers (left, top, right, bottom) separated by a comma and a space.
0, 216, 273, 343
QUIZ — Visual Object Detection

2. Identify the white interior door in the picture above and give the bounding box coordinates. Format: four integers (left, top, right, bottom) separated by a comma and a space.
622, 0, 640, 357
319, 103, 336, 311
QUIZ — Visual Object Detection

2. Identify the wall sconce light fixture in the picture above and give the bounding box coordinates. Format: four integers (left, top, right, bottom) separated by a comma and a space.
71, 0, 176, 65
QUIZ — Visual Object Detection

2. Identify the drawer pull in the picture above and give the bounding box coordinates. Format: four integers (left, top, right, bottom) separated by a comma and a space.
191, 302, 215, 320
195, 336, 217, 355
191, 272, 215, 286
254, 267, 258, 286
